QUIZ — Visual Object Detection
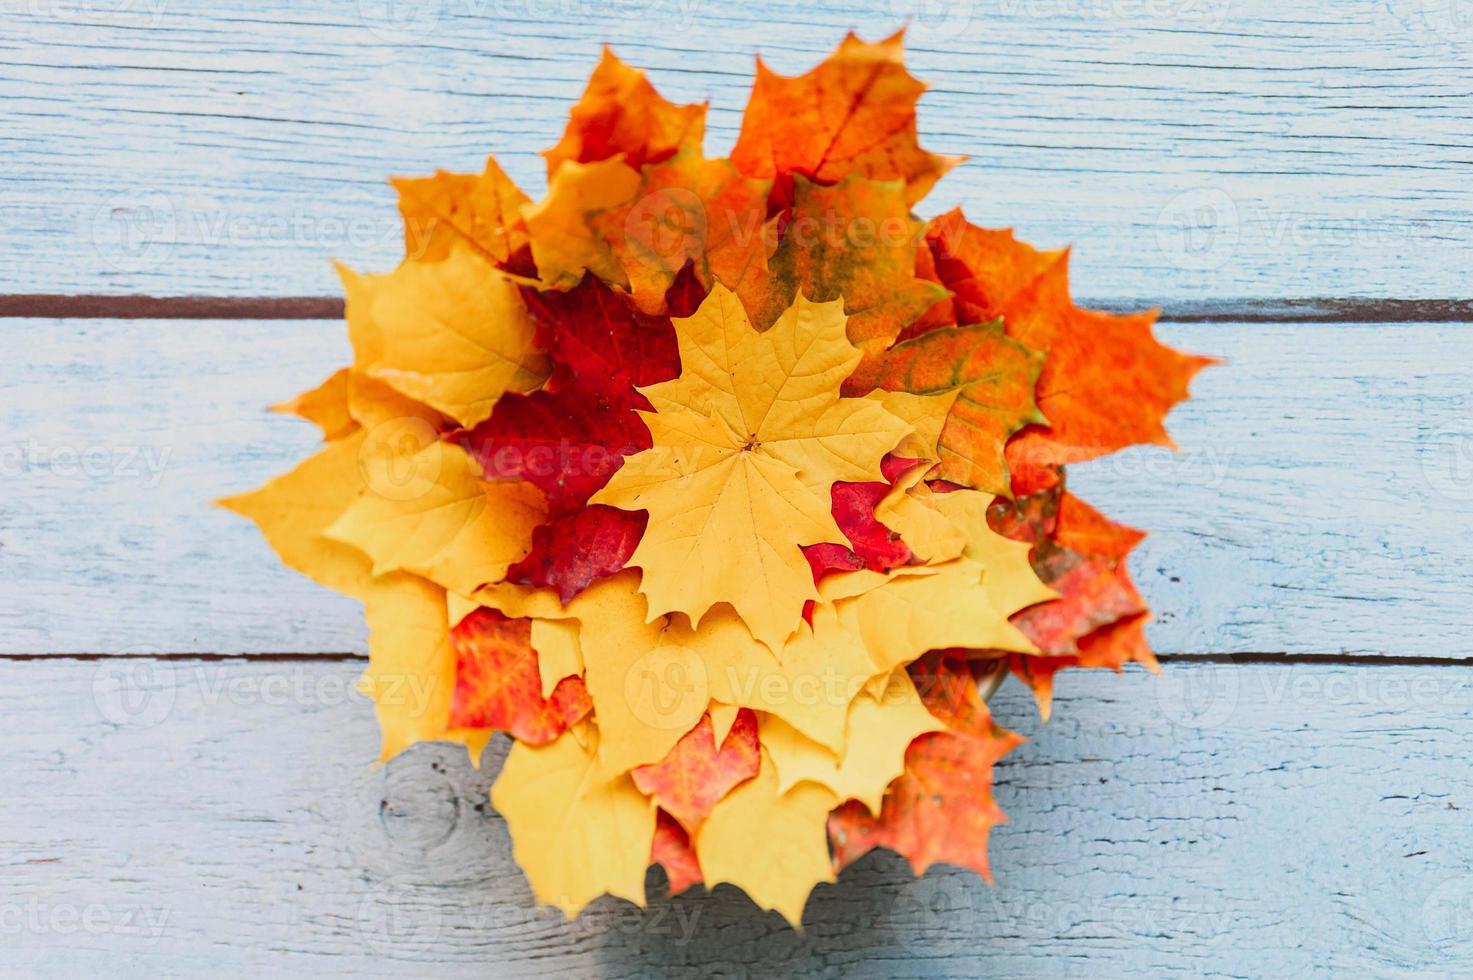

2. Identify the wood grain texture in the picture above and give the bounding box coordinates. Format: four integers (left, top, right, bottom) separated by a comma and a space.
3, 657, 1471, 977
4, 1, 1471, 301
4, 317, 1470, 657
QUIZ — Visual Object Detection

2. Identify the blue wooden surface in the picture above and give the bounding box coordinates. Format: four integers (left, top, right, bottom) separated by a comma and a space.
2, 2, 1472, 976
2, 1, 1471, 301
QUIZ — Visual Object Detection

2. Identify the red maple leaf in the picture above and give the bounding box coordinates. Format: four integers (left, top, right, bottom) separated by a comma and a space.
503, 505, 648, 605
803, 455, 921, 582
650, 809, 703, 896
448, 608, 591, 743
631, 709, 759, 835
454, 271, 705, 602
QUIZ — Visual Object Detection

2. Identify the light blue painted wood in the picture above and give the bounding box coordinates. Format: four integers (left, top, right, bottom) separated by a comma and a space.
2, 658, 1470, 977
2, 1, 1471, 301
4, 7, 1472, 975
4, 317, 1470, 657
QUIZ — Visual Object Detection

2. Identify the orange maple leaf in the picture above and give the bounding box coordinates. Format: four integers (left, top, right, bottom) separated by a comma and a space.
926, 208, 1217, 484
730, 30, 961, 208
989, 474, 1159, 718
843, 319, 1046, 496
544, 48, 706, 178
592, 147, 772, 315
744, 174, 947, 354
391, 155, 530, 266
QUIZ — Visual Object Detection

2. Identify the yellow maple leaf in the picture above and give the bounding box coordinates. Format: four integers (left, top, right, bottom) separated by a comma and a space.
704, 599, 882, 752
760, 670, 942, 815
592, 285, 911, 649
541, 572, 861, 759
325, 440, 545, 598
530, 618, 584, 700
696, 752, 837, 928
217, 432, 373, 600
340, 241, 548, 427
854, 474, 1057, 623
446, 591, 480, 629
709, 703, 742, 745
472, 580, 569, 621
929, 488, 1059, 619
271, 367, 358, 441
554, 571, 719, 777
873, 464, 967, 563
871, 388, 962, 465
558, 566, 1030, 761
491, 727, 656, 917
834, 558, 1038, 672
356, 572, 492, 763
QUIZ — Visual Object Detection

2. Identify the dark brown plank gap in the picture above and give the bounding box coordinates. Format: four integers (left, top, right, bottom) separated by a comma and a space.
3, 295, 1473, 323
0, 295, 344, 320
0, 652, 365, 662
5, 652, 1472, 667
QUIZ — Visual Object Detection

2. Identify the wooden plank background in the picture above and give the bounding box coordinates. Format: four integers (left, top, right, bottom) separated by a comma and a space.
5, 0, 1472, 304
3, 2, 1472, 976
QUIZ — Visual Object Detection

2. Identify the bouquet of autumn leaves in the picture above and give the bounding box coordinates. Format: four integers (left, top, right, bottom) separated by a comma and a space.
225, 32, 1210, 927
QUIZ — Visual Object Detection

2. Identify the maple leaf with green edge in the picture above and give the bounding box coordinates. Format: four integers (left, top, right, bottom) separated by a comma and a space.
449, 608, 592, 743
829, 650, 1022, 879
843, 318, 1046, 497
743, 175, 948, 356
631, 709, 760, 835
925, 208, 1216, 484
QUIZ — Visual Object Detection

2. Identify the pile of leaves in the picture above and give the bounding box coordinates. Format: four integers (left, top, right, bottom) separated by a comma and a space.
225, 31, 1211, 926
